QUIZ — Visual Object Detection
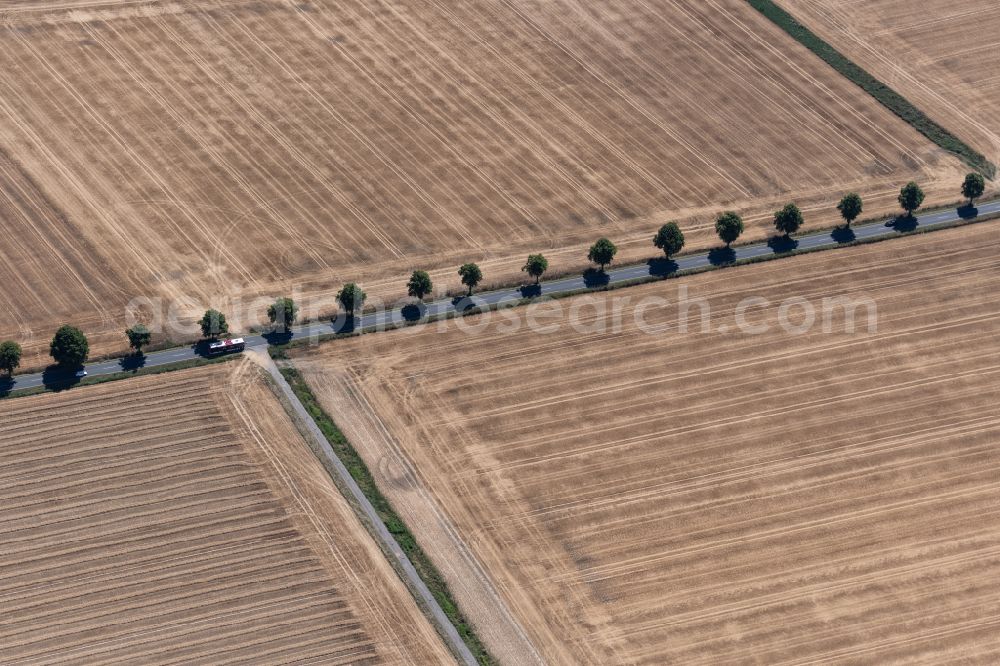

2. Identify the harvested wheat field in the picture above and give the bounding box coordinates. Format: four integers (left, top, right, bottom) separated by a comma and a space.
0, 0, 967, 365
777, 0, 1000, 164
0, 147, 145, 359
0, 359, 452, 664
294, 221, 1000, 664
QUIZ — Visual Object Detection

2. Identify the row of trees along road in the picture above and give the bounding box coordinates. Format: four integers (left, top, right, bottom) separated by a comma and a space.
0, 324, 146, 376
2, 176, 986, 377
0, 326, 91, 375
587, 174, 982, 271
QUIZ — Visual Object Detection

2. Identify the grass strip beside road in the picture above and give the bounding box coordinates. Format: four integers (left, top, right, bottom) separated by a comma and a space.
275, 364, 495, 665
748, 0, 995, 178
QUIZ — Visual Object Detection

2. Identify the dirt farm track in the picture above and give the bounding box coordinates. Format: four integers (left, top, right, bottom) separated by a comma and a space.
0, 360, 451, 664
295, 222, 1000, 664
0, 0, 967, 366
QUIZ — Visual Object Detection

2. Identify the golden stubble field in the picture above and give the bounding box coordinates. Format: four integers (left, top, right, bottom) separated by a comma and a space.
0, 0, 967, 366
777, 0, 1000, 164
0, 359, 452, 664
294, 221, 1000, 664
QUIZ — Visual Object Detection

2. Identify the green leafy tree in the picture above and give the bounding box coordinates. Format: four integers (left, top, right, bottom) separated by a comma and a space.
199, 309, 229, 339
715, 211, 744, 247
458, 263, 483, 296
898, 181, 925, 217
773, 203, 803, 237
267, 297, 298, 332
407, 270, 434, 300
50, 325, 89, 368
337, 283, 366, 318
962, 172, 985, 206
0, 340, 22, 375
587, 237, 617, 271
653, 222, 685, 258
522, 254, 548, 284
837, 192, 863, 228
125, 324, 151, 354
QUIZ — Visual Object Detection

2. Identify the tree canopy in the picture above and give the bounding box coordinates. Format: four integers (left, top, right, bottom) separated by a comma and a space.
837, 192, 863, 227
587, 237, 617, 270
773, 203, 803, 237
337, 283, 367, 317
0, 340, 21, 375
125, 324, 151, 353
199, 309, 229, 339
267, 297, 298, 331
522, 254, 548, 283
653, 222, 685, 258
715, 211, 744, 247
962, 172, 985, 205
458, 263, 483, 295
898, 181, 925, 216
50, 325, 89, 368
407, 270, 434, 300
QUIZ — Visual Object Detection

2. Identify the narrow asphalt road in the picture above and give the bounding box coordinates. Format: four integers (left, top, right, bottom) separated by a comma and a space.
4, 200, 997, 395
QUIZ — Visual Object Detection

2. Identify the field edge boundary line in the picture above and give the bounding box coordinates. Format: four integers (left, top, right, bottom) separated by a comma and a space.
0, 354, 239, 401
747, 0, 996, 178
259, 356, 493, 665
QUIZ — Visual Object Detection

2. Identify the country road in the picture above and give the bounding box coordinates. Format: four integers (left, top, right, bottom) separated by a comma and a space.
4, 199, 998, 395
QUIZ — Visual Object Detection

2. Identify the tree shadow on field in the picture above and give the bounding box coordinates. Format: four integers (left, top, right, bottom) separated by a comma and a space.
519, 284, 542, 299
767, 235, 799, 254
41, 365, 83, 392
0, 376, 12, 398
831, 226, 856, 244
958, 204, 979, 220
119, 353, 147, 373
401, 303, 425, 322
582, 268, 610, 288
887, 214, 918, 232
647, 257, 678, 277
708, 247, 737, 266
